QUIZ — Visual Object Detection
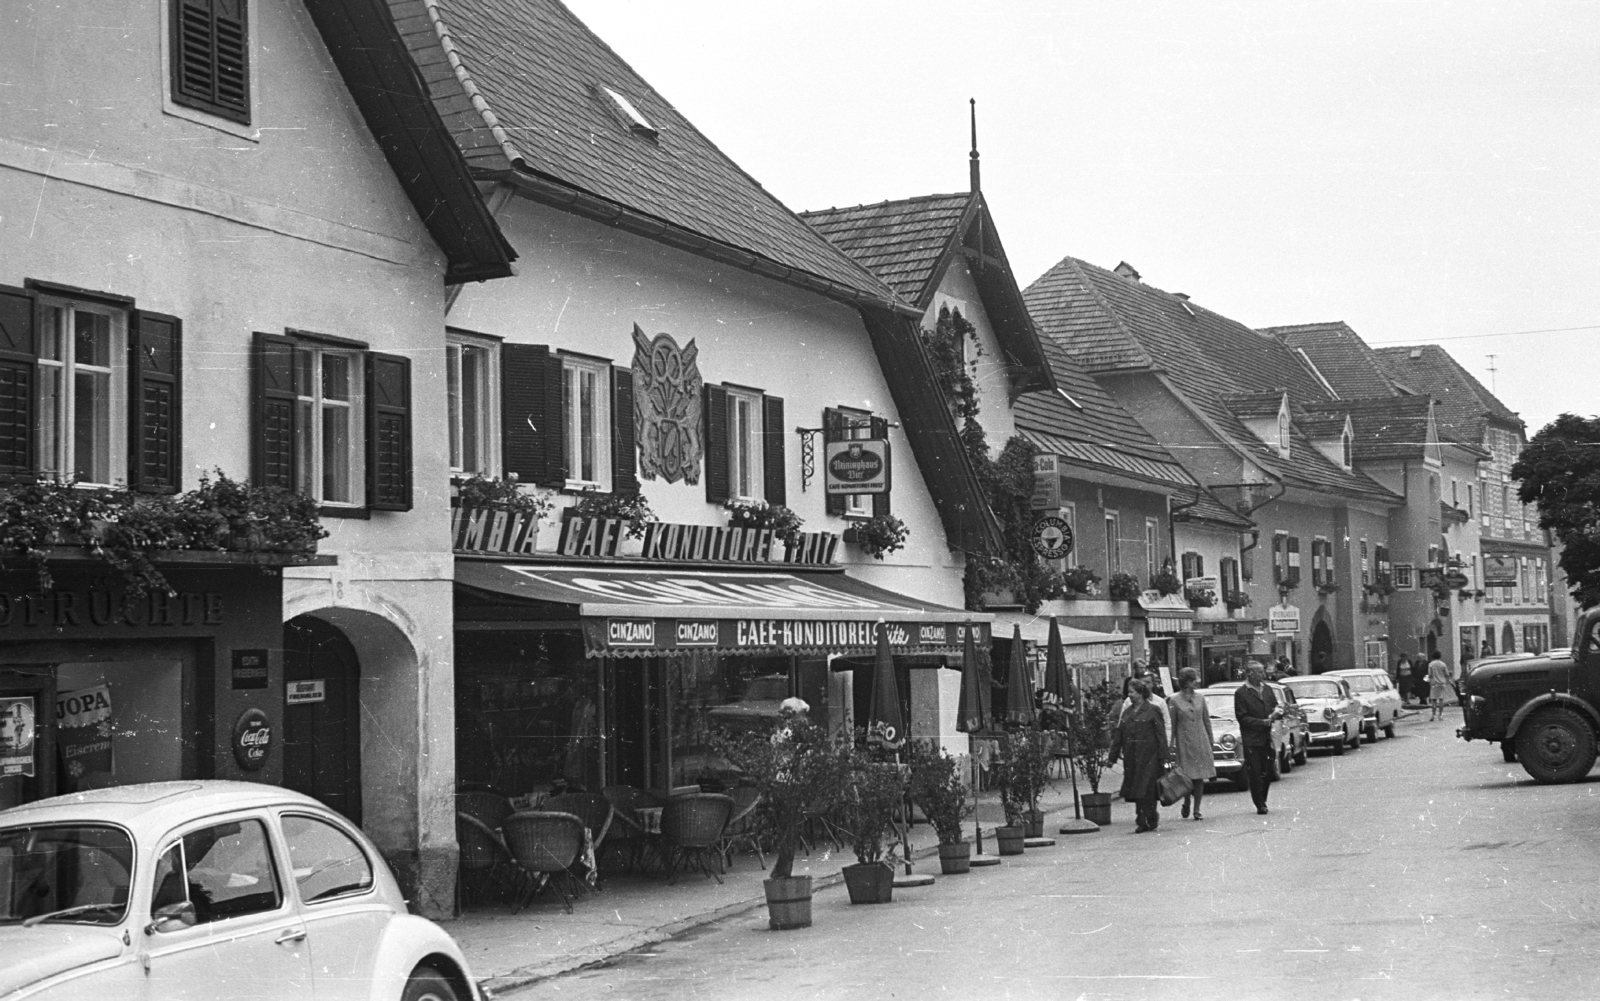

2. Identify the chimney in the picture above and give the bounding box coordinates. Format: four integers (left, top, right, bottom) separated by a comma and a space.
1113, 261, 1141, 281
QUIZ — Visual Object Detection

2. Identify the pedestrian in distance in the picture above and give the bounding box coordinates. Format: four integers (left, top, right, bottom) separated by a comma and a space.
1167, 667, 1216, 821
1393, 653, 1412, 696
1233, 662, 1282, 816
1409, 653, 1430, 706
1107, 678, 1169, 833
1427, 652, 1454, 721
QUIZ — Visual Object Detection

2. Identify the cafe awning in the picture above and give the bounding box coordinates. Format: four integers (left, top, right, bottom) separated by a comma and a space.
455, 561, 991, 658
1136, 593, 1194, 634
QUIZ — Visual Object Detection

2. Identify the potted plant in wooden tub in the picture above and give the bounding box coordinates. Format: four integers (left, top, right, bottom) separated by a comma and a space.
718, 712, 848, 930
836, 749, 905, 905
908, 740, 973, 874
1071, 686, 1121, 826
999, 730, 1054, 839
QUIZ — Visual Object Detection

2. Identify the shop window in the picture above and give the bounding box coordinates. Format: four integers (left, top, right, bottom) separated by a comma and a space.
252, 332, 412, 512
0, 284, 182, 491
706, 386, 785, 505
824, 406, 888, 519
1104, 510, 1121, 574
500, 344, 636, 496
170, 0, 251, 125
446, 331, 498, 477
281, 814, 374, 903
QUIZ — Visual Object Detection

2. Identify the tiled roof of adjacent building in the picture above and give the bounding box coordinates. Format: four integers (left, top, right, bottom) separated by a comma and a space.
1263, 321, 1401, 399
1024, 256, 1401, 505
800, 194, 972, 305
1372, 344, 1523, 446
400, 0, 906, 309
1301, 397, 1434, 462
1223, 392, 1287, 419
1173, 488, 1256, 530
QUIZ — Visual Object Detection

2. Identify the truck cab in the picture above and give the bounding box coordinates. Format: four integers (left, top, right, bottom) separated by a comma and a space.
1458, 607, 1600, 783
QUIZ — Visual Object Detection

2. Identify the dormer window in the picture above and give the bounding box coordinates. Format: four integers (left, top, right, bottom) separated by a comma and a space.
1341, 427, 1353, 469
1277, 403, 1291, 459
603, 86, 658, 139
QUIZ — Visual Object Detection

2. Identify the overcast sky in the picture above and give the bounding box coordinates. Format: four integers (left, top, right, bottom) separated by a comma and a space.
563, 0, 1599, 437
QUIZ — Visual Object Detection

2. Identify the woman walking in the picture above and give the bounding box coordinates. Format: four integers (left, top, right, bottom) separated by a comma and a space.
1107, 679, 1170, 833
1167, 667, 1217, 821
1427, 652, 1454, 721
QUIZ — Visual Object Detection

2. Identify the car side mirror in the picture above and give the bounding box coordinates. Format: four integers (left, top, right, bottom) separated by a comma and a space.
145, 901, 196, 935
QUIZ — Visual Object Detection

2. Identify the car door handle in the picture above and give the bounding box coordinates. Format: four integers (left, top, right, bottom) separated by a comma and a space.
275, 927, 307, 946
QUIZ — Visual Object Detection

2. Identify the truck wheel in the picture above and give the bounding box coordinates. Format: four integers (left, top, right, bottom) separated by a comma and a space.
1501, 743, 1517, 763
402, 967, 459, 1001
1515, 708, 1598, 784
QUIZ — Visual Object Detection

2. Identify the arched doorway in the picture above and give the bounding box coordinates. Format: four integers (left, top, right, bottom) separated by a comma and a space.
1502, 623, 1517, 656
1311, 619, 1335, 674
282, 615, 363, 824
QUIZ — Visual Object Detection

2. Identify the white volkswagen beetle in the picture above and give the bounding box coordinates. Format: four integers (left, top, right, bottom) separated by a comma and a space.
0, 781, 479, 1001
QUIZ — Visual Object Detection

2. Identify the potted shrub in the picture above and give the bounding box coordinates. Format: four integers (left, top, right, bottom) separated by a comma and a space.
717, 714, 849, 930
1062, 566, 1102, 598
994, 731, 1051, 850
836, 750, 904, 905
1148, 568, 1183, 596
725, 499, 804, 548
842, 513, 909, 559
571, 488, 657, 540
1070, 687, 1121, 826
908, 740, 973, 874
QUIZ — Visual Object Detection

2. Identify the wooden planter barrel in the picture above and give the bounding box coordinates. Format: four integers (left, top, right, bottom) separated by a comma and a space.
764, 876, 813, 930
1023, 810, 1046, 838
937, 841, 972, 874
994, 825, 1026, 855
841, 862, 895, 904
1082, 792, 1113, 826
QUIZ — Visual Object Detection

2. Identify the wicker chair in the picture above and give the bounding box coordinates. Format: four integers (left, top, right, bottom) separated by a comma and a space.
660, 793, 734, 885
501, 811, 586, 913
717, 786, 764, 870
543, 793, 613, 890
601, 786, 664, 874
456, 791, 513, 831
455, 812, 522, 909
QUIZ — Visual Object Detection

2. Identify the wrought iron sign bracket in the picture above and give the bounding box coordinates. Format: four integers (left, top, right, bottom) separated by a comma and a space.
795, 420, 896, 492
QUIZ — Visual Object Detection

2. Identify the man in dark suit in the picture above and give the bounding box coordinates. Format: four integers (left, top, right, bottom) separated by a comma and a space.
1233, 662, 1282, 815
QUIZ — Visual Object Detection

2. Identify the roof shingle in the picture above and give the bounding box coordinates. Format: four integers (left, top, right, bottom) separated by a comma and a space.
799, 195, 972, 305
1263, 321, 1401, 400
1372, 345, 1523, 446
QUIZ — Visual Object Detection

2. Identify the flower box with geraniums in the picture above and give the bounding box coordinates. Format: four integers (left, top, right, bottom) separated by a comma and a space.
1069, 686, 1121, 826
450, 474, 552, 551
725, 500, 804, 560
1148, 568, 1183, 596
1105, 571, 1141, 601
0, 472, 325, 595
1224, 588, 1253, 611
716, 713, 850, 929
1187, 584, 1219, 608
1064, 566, 1104, 598
842, 513, 909, 560
908, 740, 974, 874
570, 488, 657, 541
1316, 581, 1340, 598
836, 745, 906, 904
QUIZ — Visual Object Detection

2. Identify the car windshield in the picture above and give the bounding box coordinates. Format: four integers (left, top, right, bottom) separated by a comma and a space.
1287, 680, 1342, 699
0, 824, 133, 926
1204, 694, 1236, 719
1342, 676, 1378, 693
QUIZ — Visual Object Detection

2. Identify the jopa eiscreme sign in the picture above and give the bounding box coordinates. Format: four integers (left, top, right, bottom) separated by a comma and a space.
824, 440, 890, 495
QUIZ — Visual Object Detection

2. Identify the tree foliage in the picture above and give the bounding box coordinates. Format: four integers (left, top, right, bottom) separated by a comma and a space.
1511, 413, 1600, 608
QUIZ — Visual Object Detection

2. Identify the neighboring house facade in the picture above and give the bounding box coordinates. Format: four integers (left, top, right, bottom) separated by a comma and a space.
1171, 490, 1258, 684
376, 1, 1003, 808
1, 0, 517, 915
1023, 259, 1405, 675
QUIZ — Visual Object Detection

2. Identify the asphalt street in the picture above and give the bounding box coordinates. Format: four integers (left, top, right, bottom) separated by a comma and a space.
514, 712, 1600, 1001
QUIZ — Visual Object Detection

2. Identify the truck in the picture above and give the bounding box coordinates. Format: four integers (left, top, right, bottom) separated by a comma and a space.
1457, 607, 1600, 783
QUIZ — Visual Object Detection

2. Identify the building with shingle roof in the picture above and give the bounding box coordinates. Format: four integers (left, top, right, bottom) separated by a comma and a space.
1265, 321, 1401, 400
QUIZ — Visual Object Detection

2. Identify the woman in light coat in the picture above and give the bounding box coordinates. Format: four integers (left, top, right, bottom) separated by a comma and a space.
1167, 667, 1217, 821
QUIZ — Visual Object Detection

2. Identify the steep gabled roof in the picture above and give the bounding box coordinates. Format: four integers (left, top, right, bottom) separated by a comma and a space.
1372, 345, 1523, 446
1173, 488, 1256, 530
391, 0, 908, 312
1301, 397, 1435, 462
800, 192, 1053, 395
1024, 256, 1401, 505
1263, 321, 1401, 400
1224, 392, 1287, 419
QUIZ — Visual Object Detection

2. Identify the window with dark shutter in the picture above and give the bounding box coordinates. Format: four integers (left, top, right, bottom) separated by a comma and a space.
1240, 545, 1253, 583
869, 415, 891, 517
502, 344, 564, 487
0, 285, 37, 481
129, 311, 181, 494
762, 394, 785, 506
1272, 534, 1284, 585
1287, 536, 1301, 585
703, 384, 729, 504
611, 365, 639, 496
823, 407, 846, 516
172, 0, 250, 125
366, 352, 411, 511
251, 332, 297, 491
1181, 552, 1197, 582
1221, 556, 1239, 596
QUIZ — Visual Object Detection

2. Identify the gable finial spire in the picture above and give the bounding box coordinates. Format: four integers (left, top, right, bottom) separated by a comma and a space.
969, 98, 981, 192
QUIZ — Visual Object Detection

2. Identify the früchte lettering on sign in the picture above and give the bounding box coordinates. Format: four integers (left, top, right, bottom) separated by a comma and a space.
0, 589, 223, 629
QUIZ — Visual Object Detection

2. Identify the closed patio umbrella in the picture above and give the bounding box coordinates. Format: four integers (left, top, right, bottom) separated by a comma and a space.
1001, 624, 1037, 727
1045, 617, 1098, 835
867, 621, 905, 748
957, 624, 990, 736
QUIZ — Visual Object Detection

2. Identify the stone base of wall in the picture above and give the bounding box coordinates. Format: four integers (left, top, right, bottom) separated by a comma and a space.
384, 844, 461, 920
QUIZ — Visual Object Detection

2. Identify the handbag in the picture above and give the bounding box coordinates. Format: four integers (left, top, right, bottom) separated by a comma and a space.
1157, 768, 1192, 807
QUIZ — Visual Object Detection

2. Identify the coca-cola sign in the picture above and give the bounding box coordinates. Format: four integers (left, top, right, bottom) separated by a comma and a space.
232, 708, 272, 772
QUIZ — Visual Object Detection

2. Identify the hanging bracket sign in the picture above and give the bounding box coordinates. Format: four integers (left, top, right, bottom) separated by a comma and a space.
824, 440, 890, 495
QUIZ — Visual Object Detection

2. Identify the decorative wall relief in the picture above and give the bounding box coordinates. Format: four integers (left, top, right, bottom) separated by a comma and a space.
632, 324, 704, 484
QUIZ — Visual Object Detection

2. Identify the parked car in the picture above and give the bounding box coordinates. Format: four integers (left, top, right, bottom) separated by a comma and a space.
0, 781, 481, 1001
1201, 686, 1295, 786
1274, 683, 1312, 766
1326, 668, 1403, 741
1281, 676, 1363, 754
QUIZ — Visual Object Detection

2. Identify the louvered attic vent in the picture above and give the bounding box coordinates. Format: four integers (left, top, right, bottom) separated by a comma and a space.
604, 86, 658, 139
172, 0, 251, 125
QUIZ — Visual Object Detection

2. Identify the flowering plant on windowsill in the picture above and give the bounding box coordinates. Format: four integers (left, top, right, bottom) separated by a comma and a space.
841, 513, 908, 560
1186, 584, 1218, 608
1105, 571, 1139, 600
452, 473, 551, 518
571, 489, 657, 540
1066, 566, 1105, 597
1316, 581, 1340, 596
1224, 589, 1252, 609
1148, 568, 1183, 596
724, 500, 805, 546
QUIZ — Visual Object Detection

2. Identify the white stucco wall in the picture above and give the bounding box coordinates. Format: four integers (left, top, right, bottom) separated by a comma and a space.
926, 260, 1019, 445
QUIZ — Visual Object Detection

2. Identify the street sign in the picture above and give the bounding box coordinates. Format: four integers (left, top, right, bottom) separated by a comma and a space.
286, 679, 326, 705
1030, 515, 1075, 560
1442, 570, 1470, 589
1268, 603, 1301, 636
1031, 454, 1060, 509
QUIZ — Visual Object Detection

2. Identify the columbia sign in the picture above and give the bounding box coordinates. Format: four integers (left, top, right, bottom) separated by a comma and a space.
824, 439, 890, 495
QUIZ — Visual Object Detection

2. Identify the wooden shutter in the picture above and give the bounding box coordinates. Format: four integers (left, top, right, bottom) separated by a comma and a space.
502, 344, 564, 487
703, 384, 729, 504
0, 285, 37, 481
251, 332, 297, 491
611, 365, 639, 496
172, 0, 250, 124
1221, 557, 1239, 595
1287, 536, 1301, 585
762, 394, 785, 506
870, 415, 892, 517
366, 352, 411, 511
1240, 545, 1253, 582
1272, 534, 1283, 585
823, 407, 846, 516
1181, 552, 1197, 581
128, 310, 181, 494
1310, 540, 1321, 586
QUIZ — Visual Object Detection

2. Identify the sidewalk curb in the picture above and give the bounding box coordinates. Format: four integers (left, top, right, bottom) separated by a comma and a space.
479, 841, 947, 997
